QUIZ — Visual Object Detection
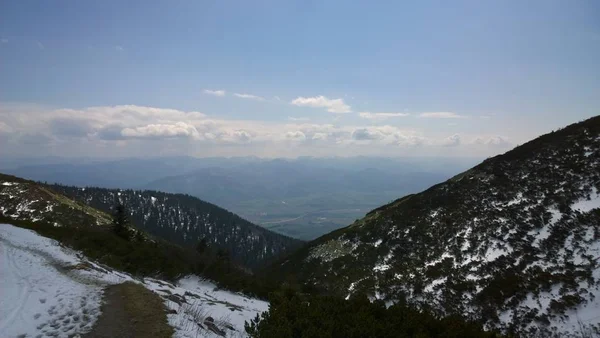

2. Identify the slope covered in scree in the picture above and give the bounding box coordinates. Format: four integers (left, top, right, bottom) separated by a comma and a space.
272, 115, 600, 336
48, 185, 302, 270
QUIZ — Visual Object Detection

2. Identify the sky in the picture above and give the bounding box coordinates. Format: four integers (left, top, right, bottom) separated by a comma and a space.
0, 0, 599, 158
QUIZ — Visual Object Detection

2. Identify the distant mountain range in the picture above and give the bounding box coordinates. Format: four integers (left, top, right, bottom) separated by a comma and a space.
269, 115, 600, 336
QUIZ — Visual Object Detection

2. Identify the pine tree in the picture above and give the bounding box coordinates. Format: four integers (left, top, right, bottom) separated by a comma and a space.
196, 237, 208, 254
112, 203, 131, 240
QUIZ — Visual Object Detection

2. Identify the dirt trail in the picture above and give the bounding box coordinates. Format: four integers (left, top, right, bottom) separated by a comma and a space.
83, 282, 173, 338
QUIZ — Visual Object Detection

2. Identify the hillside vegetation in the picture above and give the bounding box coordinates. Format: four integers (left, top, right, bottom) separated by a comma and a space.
268, 115, 600, 337
49, 184, 302, 269
0, 175, 280, 297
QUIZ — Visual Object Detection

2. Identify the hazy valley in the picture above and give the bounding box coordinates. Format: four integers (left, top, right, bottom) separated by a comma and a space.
0, 156, 477, 240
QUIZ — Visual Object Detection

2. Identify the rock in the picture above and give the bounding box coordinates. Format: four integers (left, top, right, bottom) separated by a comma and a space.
166, 309, 177, 314
165, 294, 187, 306
203, 320, 226, 337
204, 316, 214, 323
184, 291, 201, 299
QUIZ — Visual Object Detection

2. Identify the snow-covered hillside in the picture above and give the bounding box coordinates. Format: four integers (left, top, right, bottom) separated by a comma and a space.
0, 223, 268, 338
272, 115, 600, 337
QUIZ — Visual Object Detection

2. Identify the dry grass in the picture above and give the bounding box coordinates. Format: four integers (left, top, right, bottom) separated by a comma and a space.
119, 282, 174, 338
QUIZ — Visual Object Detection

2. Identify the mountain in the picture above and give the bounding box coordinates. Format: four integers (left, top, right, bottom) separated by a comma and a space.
48, 184, 302, 270
0, 172, 301, 270
270, 116, 600, 336
0, 173, 111, 227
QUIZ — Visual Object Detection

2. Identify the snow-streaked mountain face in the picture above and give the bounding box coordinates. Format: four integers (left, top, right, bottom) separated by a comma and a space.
0, 174, 111, 227
273, 116, 600, 336
47, 185, 302, 270
0, 223, 267, 338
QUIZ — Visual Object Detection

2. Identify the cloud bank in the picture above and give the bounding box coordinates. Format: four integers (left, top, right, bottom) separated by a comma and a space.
0, 103, 512, 158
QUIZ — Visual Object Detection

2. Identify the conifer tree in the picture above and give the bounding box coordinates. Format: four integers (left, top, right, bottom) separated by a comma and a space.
196, 237, 208, 254
112, 203, 130, 240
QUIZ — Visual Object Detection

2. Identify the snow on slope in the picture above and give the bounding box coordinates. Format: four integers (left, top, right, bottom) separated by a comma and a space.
145, 276, 268, 338
0, 224, 268, 338
0, 223, 131, 338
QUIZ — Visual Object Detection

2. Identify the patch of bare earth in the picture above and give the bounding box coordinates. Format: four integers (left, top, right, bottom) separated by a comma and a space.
83, 282, 173, 338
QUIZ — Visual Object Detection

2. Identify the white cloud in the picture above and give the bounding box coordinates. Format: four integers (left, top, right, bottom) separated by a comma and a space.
121, 122, 200, 140
1, 38, 7, 43
36, 41, 44, 50
203, 89, 226, 97
218, 129, 253, 144
358, 112, 409, 120
441, 134, 461, 147
115, 45, 124, 51
291, 96, 351, 113
0, 121, 12, 133
286, 131, 306, 141
311, 132, 328, 141
473, 136, 511, 147
349, 126, 424, 146
233, 93, 265, 101
419, 112, 465, 119
352, 128, 384, 141
288, 117, 310, 122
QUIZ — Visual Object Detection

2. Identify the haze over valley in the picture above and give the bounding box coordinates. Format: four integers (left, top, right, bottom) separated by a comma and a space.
1, 156, 478, 239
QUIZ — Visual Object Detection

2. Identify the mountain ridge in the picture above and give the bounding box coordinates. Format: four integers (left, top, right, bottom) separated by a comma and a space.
269, 115, 600, 337
48, 184, 303, 270
0, 172, 302, 271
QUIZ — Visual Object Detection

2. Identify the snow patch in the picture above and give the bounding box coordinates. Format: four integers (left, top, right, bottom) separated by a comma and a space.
0, 223, 131, 338
572, 188, 600, 213
145, 275, 268, 337
373, 264, 391, 272
506, 193, 524, 206
0, 223, 267, 338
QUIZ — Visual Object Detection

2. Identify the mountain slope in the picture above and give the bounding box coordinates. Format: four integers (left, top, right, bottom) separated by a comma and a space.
48, 185, 303, 270
0, 173, 111, 227
271, 116, 600, 336
0, 223, 268, 338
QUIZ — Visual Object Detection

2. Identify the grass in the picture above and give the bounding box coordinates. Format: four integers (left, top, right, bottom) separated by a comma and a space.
117, 282, 174, 338
38, 186, 112, 224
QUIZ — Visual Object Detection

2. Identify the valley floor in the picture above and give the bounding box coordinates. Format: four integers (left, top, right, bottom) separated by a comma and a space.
0, 223, 268, 338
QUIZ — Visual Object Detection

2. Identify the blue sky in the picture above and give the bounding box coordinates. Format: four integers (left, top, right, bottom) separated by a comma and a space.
0, 1, 599, 158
